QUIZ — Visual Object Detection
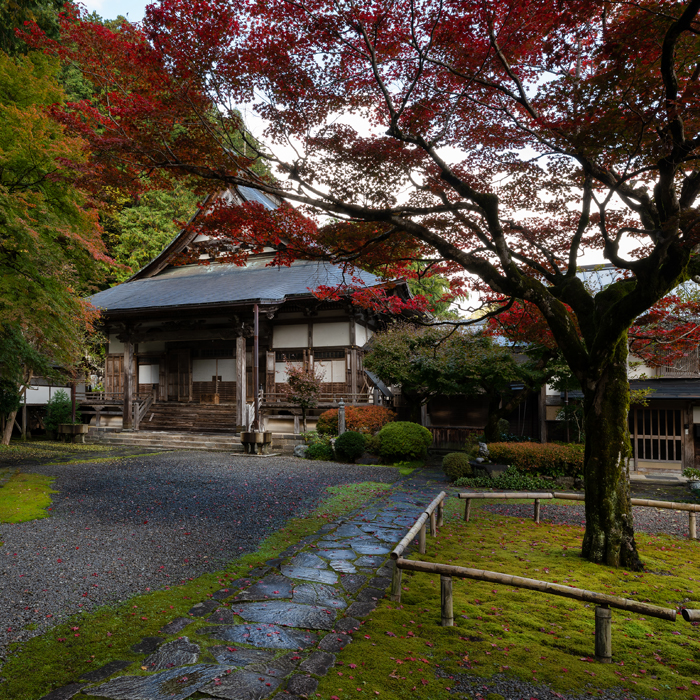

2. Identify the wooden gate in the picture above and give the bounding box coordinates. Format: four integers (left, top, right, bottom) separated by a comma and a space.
167, 350, 192, 402
629, 406, 683, 468
105, 355, 123, 397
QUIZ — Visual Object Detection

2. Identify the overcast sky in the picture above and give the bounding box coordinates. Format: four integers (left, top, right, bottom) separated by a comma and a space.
82, 0, 147, 22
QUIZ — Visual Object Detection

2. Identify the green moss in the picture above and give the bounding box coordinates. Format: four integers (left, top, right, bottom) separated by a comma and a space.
0, 471, 57, 523
0, 480, 390, 700
316, 498, 700, 700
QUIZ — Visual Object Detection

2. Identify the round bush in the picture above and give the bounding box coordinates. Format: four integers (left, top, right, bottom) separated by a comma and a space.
365, 433, 380, 455
377, 421, 433, 462
334, 431, 366, 462
305, 442, 334, 461
442, 452, 473, 481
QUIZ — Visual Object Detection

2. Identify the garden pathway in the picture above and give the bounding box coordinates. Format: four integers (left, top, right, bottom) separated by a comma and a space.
39, 469, 447, 700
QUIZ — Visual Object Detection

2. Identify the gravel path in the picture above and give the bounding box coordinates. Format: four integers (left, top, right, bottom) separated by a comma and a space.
484, 502, 694, 539
0, 452, 399, 656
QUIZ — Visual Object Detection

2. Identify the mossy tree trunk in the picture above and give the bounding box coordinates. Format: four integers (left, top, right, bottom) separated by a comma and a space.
580, 335, 641, 570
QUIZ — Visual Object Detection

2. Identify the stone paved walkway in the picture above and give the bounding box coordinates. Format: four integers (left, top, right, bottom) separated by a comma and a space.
40, 469, 448, 700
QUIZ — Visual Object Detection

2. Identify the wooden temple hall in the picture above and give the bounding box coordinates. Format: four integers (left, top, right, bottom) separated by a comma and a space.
84, 187, 410, 435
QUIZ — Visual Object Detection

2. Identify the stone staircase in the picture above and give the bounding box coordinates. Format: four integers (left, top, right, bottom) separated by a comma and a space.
139, 402, 238, 432
86, 429, 304, 453
86, 430, 244, 453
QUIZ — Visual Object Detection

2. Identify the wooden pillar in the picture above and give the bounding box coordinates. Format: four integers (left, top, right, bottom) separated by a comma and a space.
464, 499, 472, 522
437, 500, 444, 527
390, 562, 402, 603
236, 335, 247, 430
70, 382, 76, 423
539, 385, 547, 443
534, 499, 541, 524
122, 340, 134, 429
594, 605, 612, 663
683, 405, 694, 471
419, 523, 427, 554
441, 575, 454, 627
430, 510, 437, 537
689, 512, 697, 540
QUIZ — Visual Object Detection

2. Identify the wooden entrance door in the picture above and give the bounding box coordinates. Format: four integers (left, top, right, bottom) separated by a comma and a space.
105, 355, 123, 398
628, 406, 683, 469
167, 350, 192, 402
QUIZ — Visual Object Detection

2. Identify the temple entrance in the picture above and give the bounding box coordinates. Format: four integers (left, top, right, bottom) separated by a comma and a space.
167, 350, 192, 402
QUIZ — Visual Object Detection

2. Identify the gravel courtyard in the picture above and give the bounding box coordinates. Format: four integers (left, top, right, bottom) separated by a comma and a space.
0, 451, 400, 655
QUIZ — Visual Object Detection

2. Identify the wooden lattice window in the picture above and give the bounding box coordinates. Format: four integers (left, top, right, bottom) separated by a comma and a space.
628, 407, 682, 462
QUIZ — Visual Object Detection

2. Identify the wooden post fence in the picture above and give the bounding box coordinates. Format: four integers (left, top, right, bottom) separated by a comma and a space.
458, 491, 700, 540
395, 558, 677, 661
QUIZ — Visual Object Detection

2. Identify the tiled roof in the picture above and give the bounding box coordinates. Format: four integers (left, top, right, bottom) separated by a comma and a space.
89, 258, 388, 314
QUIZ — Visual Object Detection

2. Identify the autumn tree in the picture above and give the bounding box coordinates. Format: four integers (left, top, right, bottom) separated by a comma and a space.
27, 1, 700, 568
365, 323, 558, 440
281, 360, 324, 432
0, 49, 107, 444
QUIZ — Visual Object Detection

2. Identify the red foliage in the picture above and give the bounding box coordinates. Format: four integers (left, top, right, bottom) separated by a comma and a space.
316, 406, 395, 435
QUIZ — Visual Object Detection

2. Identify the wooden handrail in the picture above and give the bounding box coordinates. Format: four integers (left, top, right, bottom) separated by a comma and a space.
460, 490, 699, 539
394, 557, 677, 662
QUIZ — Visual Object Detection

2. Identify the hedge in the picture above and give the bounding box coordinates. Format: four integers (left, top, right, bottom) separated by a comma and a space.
317, 405, 395, 435
486, 442, 584, 477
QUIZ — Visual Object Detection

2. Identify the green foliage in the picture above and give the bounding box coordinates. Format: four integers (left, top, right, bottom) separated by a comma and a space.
682, 466, 700, 481
109, 182, 201, 281
0, 378, 21, 419
0, 51, 105, 440
442, 452, 473, 481
486, 442, 584, 478
334, 431, 366, 462
454, 465, 555, 490
0, 0, 63, 55
305, 441, 334, 461
365, 433, 381, 455
44, 390, 79, 432
377, 421, 433, 462
316, 405, 395, 435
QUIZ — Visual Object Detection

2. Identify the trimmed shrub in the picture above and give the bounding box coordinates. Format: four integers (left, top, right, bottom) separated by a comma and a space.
377, 421, 433, 462
454, 466, 554, 490
317, 405, 395, 435
442, 452, 473, 481
486, 442, 584, 477
334, 431, 366, 462
365, 433, 380, 455
45, 390, 80, 432
305, 442, 334, 461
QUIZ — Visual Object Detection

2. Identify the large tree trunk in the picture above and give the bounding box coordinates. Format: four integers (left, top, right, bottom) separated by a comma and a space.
581, 336, 642, 570
2, 409, 17, 446
483, 395, 503, 442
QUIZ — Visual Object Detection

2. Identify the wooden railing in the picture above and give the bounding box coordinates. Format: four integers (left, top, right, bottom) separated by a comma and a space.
389, 492, 697, 663
457, 491, 700, 539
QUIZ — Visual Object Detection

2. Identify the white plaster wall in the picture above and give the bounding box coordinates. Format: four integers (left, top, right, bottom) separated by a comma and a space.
628, 354, 657, 379
138, 365, 160, 384
313, 322, 350, 347
693, 407, 700, 424
315, 360, 345, 383
192, 359, 236, 382
275, 361, 302, 382
273, 324, 308, 348
356, 324, 367, 346
108, 334, 124, 354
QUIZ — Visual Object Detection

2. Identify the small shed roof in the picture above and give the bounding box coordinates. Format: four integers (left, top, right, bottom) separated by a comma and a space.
89, 257, 391, 315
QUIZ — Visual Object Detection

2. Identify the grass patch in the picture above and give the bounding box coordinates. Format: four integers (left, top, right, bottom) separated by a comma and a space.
0, 471, 57, 523
42, 452, 163, 467
0, 438, 121, 463
316, 498, 700, 700
0, 480, 391, 700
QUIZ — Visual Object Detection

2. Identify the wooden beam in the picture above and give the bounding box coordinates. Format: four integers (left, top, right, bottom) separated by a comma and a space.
236, 335, 247, 430
122, 339, 134, 429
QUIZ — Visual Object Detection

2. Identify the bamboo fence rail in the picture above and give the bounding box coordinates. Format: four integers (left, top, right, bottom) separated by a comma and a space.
459, 491, 700, 539
394, 558, 679, 663
389, 491, 447, 602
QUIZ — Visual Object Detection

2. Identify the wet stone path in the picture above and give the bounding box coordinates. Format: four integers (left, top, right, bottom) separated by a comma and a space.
41, 475, 446, 700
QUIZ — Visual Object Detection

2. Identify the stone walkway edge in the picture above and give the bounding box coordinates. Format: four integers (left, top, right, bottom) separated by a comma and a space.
38, 470, 447, 700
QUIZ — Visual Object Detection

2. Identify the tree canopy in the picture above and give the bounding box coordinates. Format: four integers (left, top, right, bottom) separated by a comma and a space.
26, 0, 700, 568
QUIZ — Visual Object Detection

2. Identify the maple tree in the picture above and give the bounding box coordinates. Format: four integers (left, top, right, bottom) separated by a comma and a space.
280, 359, 324, 432
27, 0, 700, 568
0, 49, 107, 444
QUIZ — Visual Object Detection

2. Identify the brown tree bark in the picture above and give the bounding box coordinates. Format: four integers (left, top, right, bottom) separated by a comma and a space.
2, 409, 17, 446
580, 335, 642, 570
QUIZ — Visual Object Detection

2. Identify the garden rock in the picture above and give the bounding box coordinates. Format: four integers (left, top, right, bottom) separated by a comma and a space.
555, 476, 575, 488
293, 445, 308, 458
143, 637, 200, 671
299, 650, 336, 676
478, 442, 489, 458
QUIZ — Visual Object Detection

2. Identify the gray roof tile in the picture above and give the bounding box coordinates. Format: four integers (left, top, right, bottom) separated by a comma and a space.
89, 259, 385, 313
